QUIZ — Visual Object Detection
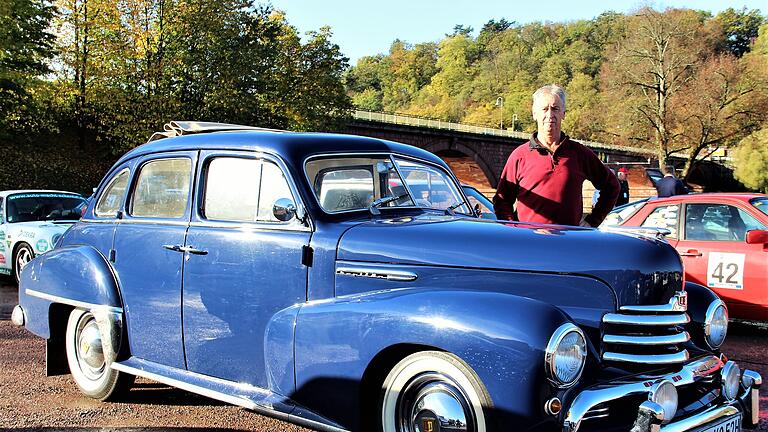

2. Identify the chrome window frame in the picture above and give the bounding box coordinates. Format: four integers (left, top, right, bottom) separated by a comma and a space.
94, 168, 131, 218
192, 150, 311, 232
127, 154, 195, 221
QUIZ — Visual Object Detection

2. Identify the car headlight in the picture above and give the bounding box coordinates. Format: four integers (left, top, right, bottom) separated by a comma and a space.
545, 323, 587, 387
721, 361, 740, 401
705, 300, 728, 349
649, 380, 678, 423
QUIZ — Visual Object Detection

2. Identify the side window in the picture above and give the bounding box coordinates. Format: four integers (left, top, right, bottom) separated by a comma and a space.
316, 168, 374, 212
131, 158, 191, 218
95, 169, 130, 217
0, 197, 4, 223
258, 161, 294, 222
204, 157, 261, 222
641, 205, 680, 238
686, 203, 763, 241
202, 157, 295, 223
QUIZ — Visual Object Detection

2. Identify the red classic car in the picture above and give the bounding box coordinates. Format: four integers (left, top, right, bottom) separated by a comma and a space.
604, 193, 768, 320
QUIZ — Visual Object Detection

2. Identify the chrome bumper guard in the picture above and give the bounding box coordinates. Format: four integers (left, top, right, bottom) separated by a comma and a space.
563, 355, 762, 432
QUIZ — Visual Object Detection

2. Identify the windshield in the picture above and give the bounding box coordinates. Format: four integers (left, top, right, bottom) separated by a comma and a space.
306, 156, 469, 214
751, 197, 768, 217
6, 193, 85, 223
600, 199, 648, 227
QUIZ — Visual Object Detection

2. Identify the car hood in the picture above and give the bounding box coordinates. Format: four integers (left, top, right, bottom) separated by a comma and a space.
337, 214, 683, 307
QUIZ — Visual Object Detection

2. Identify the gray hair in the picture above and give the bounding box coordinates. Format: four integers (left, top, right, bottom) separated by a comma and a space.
533, 84, 567, 111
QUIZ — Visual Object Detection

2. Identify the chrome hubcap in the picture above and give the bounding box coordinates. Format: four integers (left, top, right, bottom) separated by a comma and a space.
77, 317, 105, 377
399, 373, 474, 432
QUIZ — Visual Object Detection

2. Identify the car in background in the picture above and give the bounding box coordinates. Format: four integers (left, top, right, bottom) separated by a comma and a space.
461, 184, 495, 219
0, 190, 86, 283
602, 193, 768, 320
12, 122, 762, 432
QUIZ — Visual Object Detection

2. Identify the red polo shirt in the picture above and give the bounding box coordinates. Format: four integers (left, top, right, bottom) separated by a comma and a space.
493, 133, 619, 226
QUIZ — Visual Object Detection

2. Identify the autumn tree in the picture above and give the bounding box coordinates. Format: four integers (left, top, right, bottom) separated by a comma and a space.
674, 54, 768, 175
600, 8, 719, 171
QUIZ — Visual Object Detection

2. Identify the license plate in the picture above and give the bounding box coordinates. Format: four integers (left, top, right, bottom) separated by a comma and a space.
695, 413, 741, 432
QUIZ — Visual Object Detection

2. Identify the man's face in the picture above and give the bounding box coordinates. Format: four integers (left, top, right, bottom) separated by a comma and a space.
618, 171, 626, 181
532, 92, 565, 138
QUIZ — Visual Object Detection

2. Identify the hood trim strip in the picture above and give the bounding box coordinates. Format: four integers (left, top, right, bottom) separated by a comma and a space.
336, 266, 417, 282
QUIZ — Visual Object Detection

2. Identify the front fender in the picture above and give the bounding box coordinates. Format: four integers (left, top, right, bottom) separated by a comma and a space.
292, 288, 582, 431
685, 281, 723, 351
19, 244, 122, 339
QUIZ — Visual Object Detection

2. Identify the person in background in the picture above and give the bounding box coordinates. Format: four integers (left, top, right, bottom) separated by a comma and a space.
592, 168, 617, 208
656, 165, 689, 197
493, 84, 619, 226
616, 167, 630, 206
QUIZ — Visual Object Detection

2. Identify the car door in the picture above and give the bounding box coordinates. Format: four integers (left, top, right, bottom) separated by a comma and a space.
0, 196, 9, 276
675, 202, 768, 318
182, 151, 310, 388
111, 152, 196, 369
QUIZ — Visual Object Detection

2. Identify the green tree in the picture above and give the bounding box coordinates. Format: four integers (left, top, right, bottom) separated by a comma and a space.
715, 7, 765, 57
733, 128, 768, 192
409, 34, 475, 121
0, 0, 55, 135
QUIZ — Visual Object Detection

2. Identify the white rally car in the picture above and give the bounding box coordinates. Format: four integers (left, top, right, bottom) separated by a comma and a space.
0, 190, 86, 283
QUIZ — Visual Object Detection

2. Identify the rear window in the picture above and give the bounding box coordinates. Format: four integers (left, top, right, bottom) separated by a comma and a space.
751, 198, 768, 217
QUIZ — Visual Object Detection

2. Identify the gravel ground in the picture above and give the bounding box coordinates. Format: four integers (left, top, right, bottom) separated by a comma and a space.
1, 281, 766, 431
0, 310, 310, 431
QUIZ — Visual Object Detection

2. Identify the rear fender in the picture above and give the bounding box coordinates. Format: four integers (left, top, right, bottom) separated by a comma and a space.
19, 245, 123, 368
292, 288, 582, 430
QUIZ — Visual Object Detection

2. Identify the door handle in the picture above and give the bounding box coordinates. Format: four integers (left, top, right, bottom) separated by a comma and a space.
679, 250, 702, 257
178, 246, 208, 255
163, 244, 207, 255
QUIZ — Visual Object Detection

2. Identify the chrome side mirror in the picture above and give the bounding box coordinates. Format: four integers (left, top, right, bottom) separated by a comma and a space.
273, 198, 297, 222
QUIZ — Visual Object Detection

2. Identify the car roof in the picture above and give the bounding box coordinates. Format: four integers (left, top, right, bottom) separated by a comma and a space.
115, 130, 447, 170
649, 192, 766, 205
0, 190, 83, 198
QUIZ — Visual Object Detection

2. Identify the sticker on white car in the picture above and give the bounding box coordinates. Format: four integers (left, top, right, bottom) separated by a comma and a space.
707, 252, 745, 290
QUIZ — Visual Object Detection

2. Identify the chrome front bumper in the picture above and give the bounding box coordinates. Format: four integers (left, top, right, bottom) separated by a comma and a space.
563, 355, 762, 432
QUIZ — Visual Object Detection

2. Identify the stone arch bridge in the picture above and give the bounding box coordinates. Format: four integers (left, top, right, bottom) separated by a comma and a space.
343, 111, 656, 195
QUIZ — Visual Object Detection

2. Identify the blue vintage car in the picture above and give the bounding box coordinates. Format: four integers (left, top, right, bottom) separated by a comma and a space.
12, 122, 762, 432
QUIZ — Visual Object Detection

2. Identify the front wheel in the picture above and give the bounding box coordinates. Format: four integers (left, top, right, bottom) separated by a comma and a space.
14, 242, 34, 284
65, 309, 134, 400
380, 351, 493, 432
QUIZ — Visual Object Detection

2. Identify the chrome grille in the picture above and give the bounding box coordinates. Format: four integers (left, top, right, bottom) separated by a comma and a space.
601, 291, 690, 365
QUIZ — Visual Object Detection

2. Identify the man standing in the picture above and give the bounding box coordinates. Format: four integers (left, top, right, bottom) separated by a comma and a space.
493, 84, 619, 226
656, 165, 689, 197
616, 168, 630, 206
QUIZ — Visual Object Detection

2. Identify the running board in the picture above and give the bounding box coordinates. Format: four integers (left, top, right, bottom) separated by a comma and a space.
111, 357, 348, 432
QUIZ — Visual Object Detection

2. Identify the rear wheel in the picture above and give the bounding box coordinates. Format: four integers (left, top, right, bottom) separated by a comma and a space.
380, 351, 493, 432
14, 242, 34, 284
65, 309, 133, 400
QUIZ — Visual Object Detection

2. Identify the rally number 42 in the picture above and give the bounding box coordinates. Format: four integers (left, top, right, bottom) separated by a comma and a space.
707, 252, 745, 290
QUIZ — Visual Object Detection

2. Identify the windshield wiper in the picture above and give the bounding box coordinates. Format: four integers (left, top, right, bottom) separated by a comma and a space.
369, 194, 409, 215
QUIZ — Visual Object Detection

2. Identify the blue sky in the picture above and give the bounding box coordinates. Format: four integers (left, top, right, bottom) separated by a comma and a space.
273, 0, 767, 65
